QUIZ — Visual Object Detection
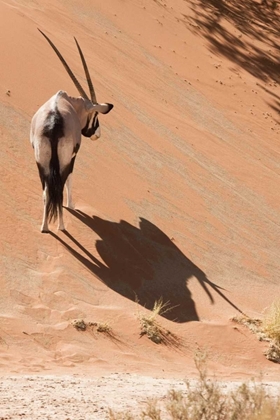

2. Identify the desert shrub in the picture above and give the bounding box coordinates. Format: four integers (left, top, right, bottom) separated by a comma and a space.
263, 300, 280, 345
108, 353, 280, 419
138, 298, 174, 344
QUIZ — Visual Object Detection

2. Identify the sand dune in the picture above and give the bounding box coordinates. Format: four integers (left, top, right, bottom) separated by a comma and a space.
0, 0, 279, 410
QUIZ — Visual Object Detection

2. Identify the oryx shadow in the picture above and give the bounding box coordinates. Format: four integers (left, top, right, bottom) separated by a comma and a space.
54, 209, 243, 323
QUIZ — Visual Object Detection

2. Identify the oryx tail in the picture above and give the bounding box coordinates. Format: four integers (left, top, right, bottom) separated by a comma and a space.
31, 31, 113, 232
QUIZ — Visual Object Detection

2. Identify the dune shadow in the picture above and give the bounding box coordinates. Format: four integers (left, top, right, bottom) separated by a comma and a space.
182, 0, 280, 84
256, 82, 280, 124
52, 209, 243, 323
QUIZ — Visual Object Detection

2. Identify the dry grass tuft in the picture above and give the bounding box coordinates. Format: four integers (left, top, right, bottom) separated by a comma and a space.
263, 300, 280, 345
96, 322, 113, 335
265, 342, 280, 363
232, 305, 280, 364
71, 319, 114, 337
262, 301, 280, 363
71, 319, 87, 331
108, 410, 134, 420
231, 315, 263, 336
109, 353, 280, 419
138, 298, 180, 346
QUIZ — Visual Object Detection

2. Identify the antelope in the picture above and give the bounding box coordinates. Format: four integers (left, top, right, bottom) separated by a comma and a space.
30, 30, 113, 233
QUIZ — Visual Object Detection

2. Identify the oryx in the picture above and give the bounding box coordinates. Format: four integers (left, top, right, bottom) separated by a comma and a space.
30, 30, 113, 233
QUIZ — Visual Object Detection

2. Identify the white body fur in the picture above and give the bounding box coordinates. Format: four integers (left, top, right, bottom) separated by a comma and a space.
31, 32, 113, 233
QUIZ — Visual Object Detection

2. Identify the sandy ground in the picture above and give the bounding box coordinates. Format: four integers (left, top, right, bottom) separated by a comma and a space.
1, 374, 280, 419
0, 373, 187, 419
0, 0, 279, 417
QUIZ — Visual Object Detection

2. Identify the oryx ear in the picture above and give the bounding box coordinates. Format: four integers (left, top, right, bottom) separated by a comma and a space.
92, 103, 114, 114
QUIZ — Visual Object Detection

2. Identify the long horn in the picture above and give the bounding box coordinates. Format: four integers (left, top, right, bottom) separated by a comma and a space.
38, 29, 89, 100
74, 37, 97, 103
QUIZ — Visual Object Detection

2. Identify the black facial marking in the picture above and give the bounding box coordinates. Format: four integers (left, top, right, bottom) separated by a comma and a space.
82, 113, 99, 137
103, 103, 114, 114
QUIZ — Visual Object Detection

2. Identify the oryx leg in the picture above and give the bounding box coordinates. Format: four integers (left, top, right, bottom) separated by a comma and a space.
65, 173, 75, 209
37, 162, 50, 233
65, 152, 78, 210
41, 186, 49, 233
58, 206, 65, 231
58, 169, 66, 230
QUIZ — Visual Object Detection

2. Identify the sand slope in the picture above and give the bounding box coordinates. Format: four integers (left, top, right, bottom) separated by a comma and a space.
0, 0, 279, 386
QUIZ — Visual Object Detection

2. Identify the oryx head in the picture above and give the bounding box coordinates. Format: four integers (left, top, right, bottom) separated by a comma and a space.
38, 29, 113, 140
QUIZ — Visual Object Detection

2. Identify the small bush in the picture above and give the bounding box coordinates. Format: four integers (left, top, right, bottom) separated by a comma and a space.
108, 410, 134, 420
71, 319, 87, 331
96, 322, 113, 335
232, 308, 280, 364
138, 298, 179, 345
71, 319, 113, 336
263, 300, 280, 345
108, 353, 280, 419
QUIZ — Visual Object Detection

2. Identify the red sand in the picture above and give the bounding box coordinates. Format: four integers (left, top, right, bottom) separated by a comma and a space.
0, 0, 279, 415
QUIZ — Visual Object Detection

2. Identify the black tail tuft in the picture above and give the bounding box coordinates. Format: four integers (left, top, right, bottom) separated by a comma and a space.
46, 162, 63, 223
41, 106, 65, 224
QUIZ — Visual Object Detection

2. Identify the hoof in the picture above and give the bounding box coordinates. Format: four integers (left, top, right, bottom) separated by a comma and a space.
41, 228, 49, 233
